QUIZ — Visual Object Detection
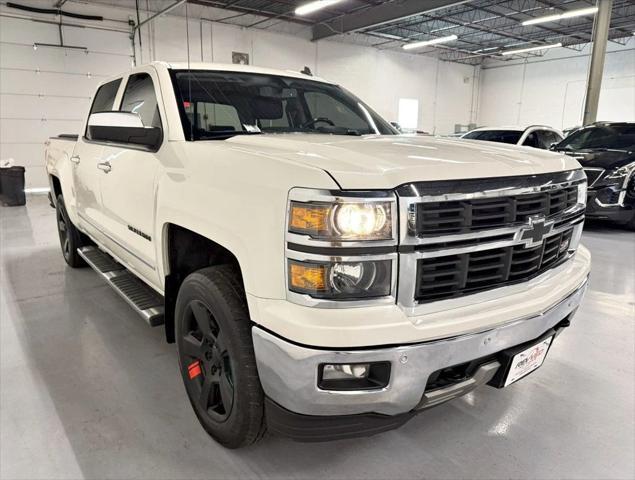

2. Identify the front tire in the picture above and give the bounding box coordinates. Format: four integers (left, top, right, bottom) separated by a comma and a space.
175, 265, 265, 448
56, 194, 86, 268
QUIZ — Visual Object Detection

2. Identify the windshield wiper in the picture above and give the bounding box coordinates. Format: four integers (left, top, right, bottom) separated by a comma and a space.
585, 147, 629, 153
195, 131, 262, 141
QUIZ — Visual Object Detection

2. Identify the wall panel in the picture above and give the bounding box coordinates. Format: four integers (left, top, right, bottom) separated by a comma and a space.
0, 15, 132, 188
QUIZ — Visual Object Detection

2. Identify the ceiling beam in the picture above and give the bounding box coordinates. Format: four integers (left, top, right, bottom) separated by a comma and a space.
312, 0, 469, 41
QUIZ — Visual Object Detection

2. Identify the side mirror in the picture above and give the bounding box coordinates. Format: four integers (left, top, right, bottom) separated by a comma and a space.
87, 112, 162, 150
549, 143, 557, 151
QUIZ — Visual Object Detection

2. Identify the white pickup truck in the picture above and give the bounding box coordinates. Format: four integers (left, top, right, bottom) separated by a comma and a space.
46, 61, 590, 448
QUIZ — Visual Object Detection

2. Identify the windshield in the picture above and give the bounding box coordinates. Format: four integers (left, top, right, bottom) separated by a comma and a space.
556, 124, 635, 151
171, 70, 396, 140
462, 129, 523, 144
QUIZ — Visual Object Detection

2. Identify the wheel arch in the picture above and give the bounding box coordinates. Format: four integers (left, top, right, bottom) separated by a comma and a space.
50, 175, 62, 198
162, 223, 247, 343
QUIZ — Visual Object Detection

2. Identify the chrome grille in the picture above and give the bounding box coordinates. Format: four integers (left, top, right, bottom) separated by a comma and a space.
414, 187, 577, 235
415, 228, 573, 302
397, 170, 587, 314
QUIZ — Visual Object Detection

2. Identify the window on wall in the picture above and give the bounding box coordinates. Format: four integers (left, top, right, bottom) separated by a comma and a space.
398, 98, 419, 133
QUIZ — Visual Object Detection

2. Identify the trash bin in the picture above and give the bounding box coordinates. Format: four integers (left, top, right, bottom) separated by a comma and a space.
0, 166, 26, 206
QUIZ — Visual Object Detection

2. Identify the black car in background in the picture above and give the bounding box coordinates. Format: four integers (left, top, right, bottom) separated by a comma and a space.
553, 122, 635, 230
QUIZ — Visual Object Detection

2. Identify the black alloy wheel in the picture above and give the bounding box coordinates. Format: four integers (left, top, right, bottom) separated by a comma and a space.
57, 204, 71, 260
180, 300, 234, 422
175, 265, 265, 448
55, 194, 86, 268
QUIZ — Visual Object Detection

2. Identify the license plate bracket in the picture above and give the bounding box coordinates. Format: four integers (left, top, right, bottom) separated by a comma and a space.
488, 329, 556, 388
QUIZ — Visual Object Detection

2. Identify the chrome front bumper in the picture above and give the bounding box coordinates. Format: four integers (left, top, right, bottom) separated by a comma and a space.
252, 278, 588, 417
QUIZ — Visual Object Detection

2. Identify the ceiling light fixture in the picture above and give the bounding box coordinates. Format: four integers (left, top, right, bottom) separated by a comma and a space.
501, 42, 563, 55
521, 6, 598, 26
402, 34, 458, 51
295, 0, 344, 15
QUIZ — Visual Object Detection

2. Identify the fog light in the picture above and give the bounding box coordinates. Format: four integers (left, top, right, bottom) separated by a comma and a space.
318, 362, 391, 391
322, 363, 370, 381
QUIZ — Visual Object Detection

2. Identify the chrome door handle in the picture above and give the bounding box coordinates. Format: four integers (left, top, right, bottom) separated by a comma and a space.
70, 155, 80, 164
97, 161, 112, 173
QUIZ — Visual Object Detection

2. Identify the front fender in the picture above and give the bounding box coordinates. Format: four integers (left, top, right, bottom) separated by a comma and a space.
153, 142, 338, 306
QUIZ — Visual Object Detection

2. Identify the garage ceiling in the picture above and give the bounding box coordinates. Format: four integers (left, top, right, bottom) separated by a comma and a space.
189, 0, 635, 64
29, 0, 635, 65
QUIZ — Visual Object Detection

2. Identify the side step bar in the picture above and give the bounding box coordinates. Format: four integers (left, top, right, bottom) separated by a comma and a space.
78, 246, 165, 327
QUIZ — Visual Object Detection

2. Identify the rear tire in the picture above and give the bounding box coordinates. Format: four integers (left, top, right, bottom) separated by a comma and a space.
175, 265, 265, 449
56, 194, 86, 268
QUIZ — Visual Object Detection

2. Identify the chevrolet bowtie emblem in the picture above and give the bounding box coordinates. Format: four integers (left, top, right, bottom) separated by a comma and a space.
519, 216, 554, 247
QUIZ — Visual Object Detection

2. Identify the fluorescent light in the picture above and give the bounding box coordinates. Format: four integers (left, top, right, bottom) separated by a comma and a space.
522, 6, 598, 26
473, 46, 499, 53
372, 32, 405, 41
501, 42, 562, 56
402, 34, 458, 51
295, 0, 343, 15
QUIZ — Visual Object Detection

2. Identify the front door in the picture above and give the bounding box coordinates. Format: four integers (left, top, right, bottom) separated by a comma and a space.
97, 70, 163, 288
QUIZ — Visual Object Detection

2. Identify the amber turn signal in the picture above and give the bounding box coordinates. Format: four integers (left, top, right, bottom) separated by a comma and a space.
289, 203, 331, 236
289, 261, 327, 292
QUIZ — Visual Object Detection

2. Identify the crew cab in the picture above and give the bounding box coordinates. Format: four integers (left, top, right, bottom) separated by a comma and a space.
462, 125, 564, 149
46, 62, 590, 448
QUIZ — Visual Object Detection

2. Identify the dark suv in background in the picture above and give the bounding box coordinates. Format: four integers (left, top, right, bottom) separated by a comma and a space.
553, 122, 635, 230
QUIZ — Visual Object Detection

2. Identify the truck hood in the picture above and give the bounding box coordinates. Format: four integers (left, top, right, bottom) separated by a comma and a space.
224, 134, 581, 189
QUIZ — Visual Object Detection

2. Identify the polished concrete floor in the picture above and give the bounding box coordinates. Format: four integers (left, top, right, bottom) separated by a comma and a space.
1, 195, 634, 480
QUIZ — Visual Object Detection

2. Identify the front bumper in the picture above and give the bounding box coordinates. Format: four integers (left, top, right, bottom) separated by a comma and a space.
252, 277, 588, 419
586, 189, 635, 223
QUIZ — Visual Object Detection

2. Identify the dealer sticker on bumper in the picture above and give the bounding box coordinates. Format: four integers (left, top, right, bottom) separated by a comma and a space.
504, 336, 554, 387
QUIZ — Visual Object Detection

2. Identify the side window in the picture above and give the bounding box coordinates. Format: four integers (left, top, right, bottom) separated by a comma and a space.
523, 131, 539, 148
89, 79, 121, 115
120, 73, 161, 128
304, 91, 369, 132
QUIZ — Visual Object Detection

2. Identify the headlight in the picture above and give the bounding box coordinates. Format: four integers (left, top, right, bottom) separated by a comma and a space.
288, 259, 392, 300
577, 179, 587, 205
604, 162, 635, 186
289, 199, 394, 241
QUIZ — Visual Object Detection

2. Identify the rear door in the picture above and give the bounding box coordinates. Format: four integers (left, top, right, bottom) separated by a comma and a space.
73, 78, 122, 243
97, 69, 164, 288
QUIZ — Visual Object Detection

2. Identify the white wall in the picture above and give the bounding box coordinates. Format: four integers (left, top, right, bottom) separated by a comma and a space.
0, 14, 133, 188
0, 1, 477, 189
478, 42, 635, 130
135, 15, 478, 135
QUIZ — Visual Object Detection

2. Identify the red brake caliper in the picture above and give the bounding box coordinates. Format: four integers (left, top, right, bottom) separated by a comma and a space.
188, 360, 202, 380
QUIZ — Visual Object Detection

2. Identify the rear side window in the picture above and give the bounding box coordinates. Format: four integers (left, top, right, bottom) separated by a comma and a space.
89, 79, 121, 114
120, 73, 161, 128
